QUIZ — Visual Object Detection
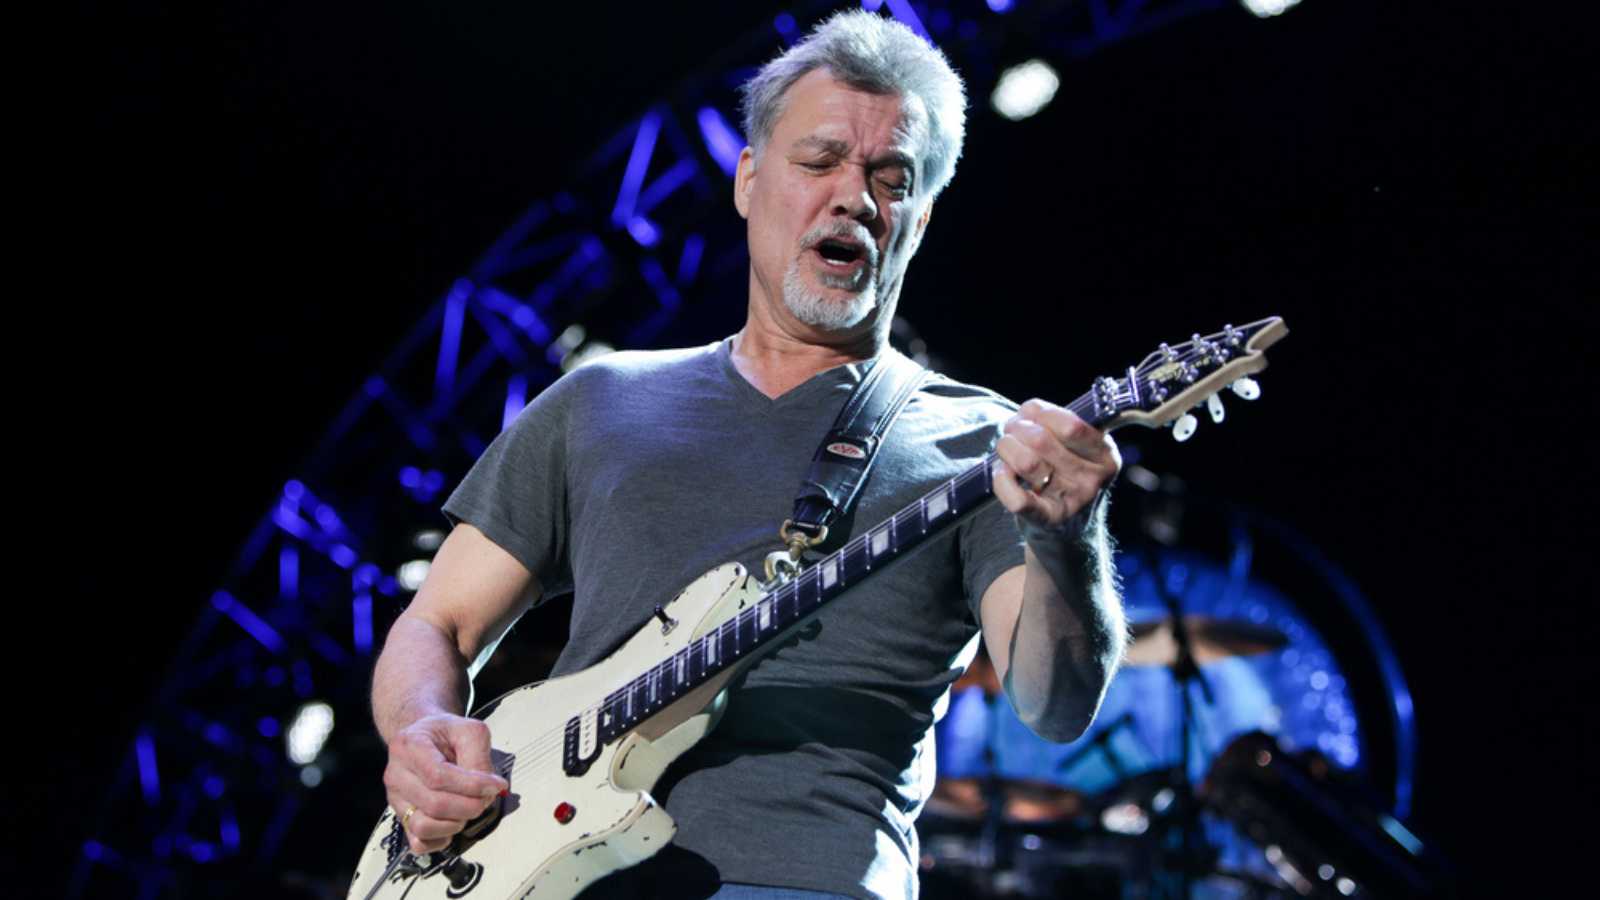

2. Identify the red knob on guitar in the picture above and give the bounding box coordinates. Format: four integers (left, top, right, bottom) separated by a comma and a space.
553, 802, 577, 824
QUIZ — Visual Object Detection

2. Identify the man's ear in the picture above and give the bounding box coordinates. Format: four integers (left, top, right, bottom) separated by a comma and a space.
733, 147, 756, 220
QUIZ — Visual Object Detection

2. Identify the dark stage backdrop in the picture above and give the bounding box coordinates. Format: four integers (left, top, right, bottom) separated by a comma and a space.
41, 1, 1591, 895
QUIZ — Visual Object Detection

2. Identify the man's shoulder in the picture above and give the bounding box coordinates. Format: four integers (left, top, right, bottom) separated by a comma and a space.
552, 343, 722, 396
573, 342, 720, 378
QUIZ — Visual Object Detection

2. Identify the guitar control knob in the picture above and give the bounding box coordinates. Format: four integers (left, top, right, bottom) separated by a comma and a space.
554, 802, 577, 824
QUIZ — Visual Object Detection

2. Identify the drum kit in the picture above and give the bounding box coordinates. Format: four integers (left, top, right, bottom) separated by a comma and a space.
920, 600, 1294, 900
919, 572, 1449, 900
915, 465, 1454, 898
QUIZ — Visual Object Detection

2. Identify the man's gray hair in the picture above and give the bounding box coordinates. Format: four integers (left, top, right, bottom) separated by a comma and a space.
740, 10, 968, 202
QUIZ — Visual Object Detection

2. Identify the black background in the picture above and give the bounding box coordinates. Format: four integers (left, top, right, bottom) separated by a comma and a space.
39, 1, 1592, 895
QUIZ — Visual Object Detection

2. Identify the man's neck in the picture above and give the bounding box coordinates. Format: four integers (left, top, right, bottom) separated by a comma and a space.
730, 320, 884, 400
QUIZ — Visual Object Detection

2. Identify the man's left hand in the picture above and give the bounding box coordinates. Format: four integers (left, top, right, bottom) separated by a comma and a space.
992, 399, 1122, 534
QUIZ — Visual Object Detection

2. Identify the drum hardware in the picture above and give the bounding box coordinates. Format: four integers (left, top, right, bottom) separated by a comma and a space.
1124, 615, 1289, 668
1142, 544, 1222, 900
1203, 731, 1455, 898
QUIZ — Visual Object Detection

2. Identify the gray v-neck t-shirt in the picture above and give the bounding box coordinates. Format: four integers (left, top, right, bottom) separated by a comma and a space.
442, 339, 1025, 899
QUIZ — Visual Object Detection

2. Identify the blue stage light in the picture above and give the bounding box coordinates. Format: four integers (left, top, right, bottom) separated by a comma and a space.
774, 12, 798, 44
696, 108, 743, 177
136, 733, 160, 806
352, 593, 373, 654
678, 233, 705, 285
211, 591, 285, 653
612, 112, 662, 230
627, 216, 660, 247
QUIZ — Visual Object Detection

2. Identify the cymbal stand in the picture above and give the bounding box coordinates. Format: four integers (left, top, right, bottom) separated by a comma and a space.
975, 692, 1007, 897
1148, 550, 1217, 900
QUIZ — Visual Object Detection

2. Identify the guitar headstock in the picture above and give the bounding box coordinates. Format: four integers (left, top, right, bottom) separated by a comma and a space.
1095, 317, 1288, 440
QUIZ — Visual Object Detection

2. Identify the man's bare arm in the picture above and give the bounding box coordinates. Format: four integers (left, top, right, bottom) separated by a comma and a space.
981, 398, 1126, 742
979, 508, 1125, 742
371, 522, 540, 853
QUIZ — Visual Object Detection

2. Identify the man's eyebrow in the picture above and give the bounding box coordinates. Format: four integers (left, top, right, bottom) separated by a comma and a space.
870, 150, 916, 173
791, 136, 849, 155
792, 137, 914, 172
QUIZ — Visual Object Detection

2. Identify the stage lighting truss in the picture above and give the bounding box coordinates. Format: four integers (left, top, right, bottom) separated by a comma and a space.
70, 2, 1260, 896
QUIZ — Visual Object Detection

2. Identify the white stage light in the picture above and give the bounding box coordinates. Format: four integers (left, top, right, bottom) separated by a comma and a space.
398, 559, 432, 592
286, 701, 335, 766
991, 60, 1060, 121
1242, 0, 1303, 18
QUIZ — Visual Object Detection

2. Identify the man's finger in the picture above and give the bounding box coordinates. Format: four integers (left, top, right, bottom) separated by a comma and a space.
400, 732, 506, 799
390, 770, 495, 822
442, 719, 509, 795
1019, 399, 1110, 459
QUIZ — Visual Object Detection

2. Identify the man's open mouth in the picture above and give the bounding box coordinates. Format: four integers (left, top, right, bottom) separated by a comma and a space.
814, 238, 867, 269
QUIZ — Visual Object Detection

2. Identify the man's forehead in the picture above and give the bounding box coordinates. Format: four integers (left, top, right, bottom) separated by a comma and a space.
775, 73, 928, 162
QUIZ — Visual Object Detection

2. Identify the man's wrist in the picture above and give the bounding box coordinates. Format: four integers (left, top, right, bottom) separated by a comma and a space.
1016, 489, 1109, 548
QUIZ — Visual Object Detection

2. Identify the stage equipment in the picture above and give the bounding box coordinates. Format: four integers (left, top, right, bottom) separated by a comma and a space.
1204, 731, 1454, 897
920, 475, 1425, 898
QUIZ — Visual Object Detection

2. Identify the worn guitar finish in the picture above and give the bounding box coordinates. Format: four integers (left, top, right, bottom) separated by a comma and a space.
346, 318, 1288, 900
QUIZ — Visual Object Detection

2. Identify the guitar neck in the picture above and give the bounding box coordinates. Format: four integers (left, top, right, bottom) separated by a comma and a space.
592, 388, 1110, 745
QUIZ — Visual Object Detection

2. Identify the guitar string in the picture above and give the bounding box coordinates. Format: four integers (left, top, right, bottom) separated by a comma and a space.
491, 477, 977, 782
485, 453, 1012, 784
479, 380, 1150, 782
484, 392, 1109, 784
480, 323, 1266, 779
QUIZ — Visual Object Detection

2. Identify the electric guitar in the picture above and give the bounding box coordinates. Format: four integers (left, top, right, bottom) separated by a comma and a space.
346, 317, 1289, 899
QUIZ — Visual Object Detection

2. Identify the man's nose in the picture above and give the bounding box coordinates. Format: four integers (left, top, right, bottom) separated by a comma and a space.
829, 168, 877, 223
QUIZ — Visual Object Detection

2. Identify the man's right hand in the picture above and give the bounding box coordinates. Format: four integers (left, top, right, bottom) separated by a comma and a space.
382, 713, 510, 855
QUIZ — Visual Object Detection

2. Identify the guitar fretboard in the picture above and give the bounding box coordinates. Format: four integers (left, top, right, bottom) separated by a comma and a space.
586, 390, 1107, 746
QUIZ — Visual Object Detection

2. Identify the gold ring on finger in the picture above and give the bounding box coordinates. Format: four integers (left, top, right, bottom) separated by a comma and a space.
401, 804, 417, 829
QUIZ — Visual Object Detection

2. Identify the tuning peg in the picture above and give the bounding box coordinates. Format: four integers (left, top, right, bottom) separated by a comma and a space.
1173, 413, 1198, 442
1230, 377, 1261, 400
1206, 393, 1225, 424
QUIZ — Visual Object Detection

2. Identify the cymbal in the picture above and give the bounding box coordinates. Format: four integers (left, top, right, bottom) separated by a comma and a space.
927, 776, 1088, 823
1124, 616, 1287, 667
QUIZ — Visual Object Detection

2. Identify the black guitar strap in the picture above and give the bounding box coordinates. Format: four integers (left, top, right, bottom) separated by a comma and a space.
786, 348, 929, 546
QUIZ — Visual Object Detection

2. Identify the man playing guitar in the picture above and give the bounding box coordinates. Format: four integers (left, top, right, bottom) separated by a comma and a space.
369, 11, 1125, 899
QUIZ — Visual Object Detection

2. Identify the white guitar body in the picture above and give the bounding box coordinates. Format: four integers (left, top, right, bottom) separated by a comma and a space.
346, 562, 765, 900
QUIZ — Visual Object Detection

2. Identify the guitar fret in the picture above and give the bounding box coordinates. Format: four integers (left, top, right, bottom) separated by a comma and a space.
573, 319, 1296, 759
870, 523, 889, 560
600, 458, 1005, 745
842, 540, 867, 583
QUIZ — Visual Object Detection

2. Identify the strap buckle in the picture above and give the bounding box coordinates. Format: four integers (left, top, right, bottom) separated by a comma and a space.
763, 519, 829, 585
